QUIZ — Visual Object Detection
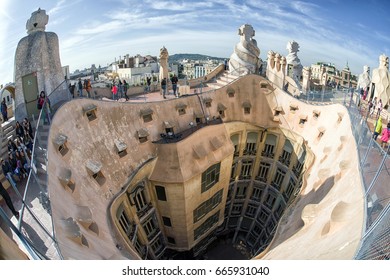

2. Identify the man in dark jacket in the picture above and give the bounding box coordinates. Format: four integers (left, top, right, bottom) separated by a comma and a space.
0, 181, 19, 218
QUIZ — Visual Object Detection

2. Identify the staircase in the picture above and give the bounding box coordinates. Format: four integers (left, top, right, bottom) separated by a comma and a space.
205, 71, 240, 89
0, 117, 16, 193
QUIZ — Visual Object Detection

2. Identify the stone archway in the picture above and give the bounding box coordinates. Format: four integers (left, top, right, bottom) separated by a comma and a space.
0, 83, 16, 119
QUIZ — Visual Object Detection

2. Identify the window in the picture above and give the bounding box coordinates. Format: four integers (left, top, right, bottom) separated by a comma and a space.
141, 108, 154, 123
293, 149, 306, 177
116, 204, 135, 240
155, 185, 167, 201
279, 150, 292, 166
193, 189, 223, 223
313, 110, 320, 119
230, 134, 240, 157
257, 208, 270, 225
230, 162, 237, 182
115, 139, 128, 157
284, 178, 296, 201
92, 170, 105, 185
264, 193, 277, 209
251, 185, 263, 201
218, 104, 226, 118
142, 215, 159, 240
262, 134, 276, 158
167, 236, 176, 244
252, 223, 262, 237
231, 203, 243, 215
178, 108, 186, 115
150, 236, 165, 256
162, 216, 172, 227
244, 132, 258, 155
194, 210, 220, 241
235, 182, 248, 199
130, 187, 149, 215
271, 168, 286, 190
204, 98, 212, 108
201, 162, 221, 193
257, 162, 270, 182
245, 203, 258, 217
239, 159, 253, 179
244, 107, 251, 114
143, 114, 153, 122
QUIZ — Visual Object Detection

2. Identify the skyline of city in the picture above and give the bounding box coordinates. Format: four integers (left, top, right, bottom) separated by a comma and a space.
1, 0, 390, 85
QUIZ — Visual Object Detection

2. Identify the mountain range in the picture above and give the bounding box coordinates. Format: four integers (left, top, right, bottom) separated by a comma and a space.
169, 53, 227, 62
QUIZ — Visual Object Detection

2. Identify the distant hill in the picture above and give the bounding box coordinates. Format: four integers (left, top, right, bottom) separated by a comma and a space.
169, 53, 227, 62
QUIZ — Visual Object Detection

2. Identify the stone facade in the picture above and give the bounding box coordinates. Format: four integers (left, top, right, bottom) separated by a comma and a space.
285, 41, 303, 81
371, 54, 390, 106
14, 8, 68, 121
229, 24, 260, 75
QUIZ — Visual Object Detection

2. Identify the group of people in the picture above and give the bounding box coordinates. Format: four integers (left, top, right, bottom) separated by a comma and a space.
69, 78, 93, 98
161, 74, 179, 99
1, 118, 34, 219
367, 97, 383, 119
111, 79, 129, 100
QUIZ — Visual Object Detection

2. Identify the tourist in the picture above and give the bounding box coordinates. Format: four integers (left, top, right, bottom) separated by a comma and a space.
23, 118, 34, 140
83, 79, 91, 98
7, 139, 17, 153
111, 83, 118, 100
373, 117, 382, 140
77, 78, 83, 97
380, 122, 390, 150
0, 180, 19, 219
15, 121, 25, 140
171, 74, 178, 97
1, 98, 8, 122
377, 99, 383, 118
146, 77, 151, 92
161, 78, 167, 99
37, 91, 51, 124
123, 80, 129, 101
69, 83, 75, 98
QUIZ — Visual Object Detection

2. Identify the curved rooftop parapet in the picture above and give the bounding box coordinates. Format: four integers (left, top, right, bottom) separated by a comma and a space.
45, 74, 364, 259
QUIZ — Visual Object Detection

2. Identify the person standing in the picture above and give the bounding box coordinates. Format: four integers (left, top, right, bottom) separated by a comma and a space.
380, 122, 390, 150
111, 83, 118, 100
377, 99, 383, 118
1, 98, 8, 122
161, 78, 167, 99
1, 158, 16, 187
123, 80, 129, 101
0, 181, 19, 219
69, 83, 75, 98
146, 77, 152, 92
85, 79, 92, 98
77, 78, 83, 97
37, 91, 51, 124
373, 117, 382, 140
171, 74, 178, 97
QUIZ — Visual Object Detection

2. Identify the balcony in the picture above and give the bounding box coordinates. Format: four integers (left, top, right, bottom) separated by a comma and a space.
278, 156, 291, 167
137, 202, 154, 220
261, 151, 274, 159
153, 118, 223, 144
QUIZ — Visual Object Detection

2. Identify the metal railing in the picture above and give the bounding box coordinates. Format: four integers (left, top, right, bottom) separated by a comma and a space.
1, 79, 71, 259
2, 72, 388, 260
343, 92, 390, 260
290, 87, 390, 259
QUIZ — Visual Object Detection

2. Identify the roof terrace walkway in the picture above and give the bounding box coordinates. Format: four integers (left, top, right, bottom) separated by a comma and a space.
1, 74, 389, 260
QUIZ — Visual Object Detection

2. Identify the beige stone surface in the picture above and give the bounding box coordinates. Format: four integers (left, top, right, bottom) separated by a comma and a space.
47, 73, 364, 259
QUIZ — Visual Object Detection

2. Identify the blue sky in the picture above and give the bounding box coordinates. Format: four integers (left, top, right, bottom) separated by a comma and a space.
1, 0, 389, 85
